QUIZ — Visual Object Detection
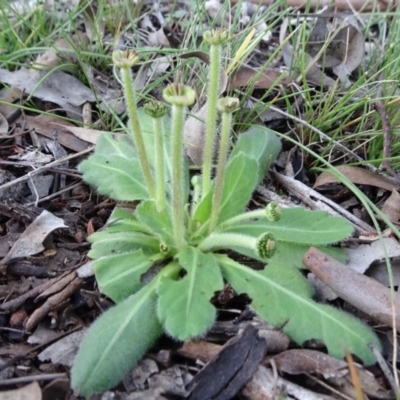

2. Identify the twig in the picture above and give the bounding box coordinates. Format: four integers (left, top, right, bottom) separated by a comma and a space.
0, 373, 66, 386
0, 146, 93, 195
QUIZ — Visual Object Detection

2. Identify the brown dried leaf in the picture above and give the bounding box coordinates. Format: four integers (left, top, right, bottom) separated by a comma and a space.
313, 165, 397, 191
183, 103, 211, 165
50, 123, 111, 145
228, 65, 293, 90
0, 382, 41, 400
25, 114, 90, 152
32, 33, 89, 71
0, 68, 95, 121
303, 247, 400, 331
305, 8, 364, 78
0, 211, 67, 271
381, 189, 400, 223
272, 349, 348, 379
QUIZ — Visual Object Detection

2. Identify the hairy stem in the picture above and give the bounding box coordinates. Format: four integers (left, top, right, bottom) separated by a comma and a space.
171, 104, 187, 250
120, 67, 155, 198
153, 117, 166, 211
209, 110, 232, 232
201, 43, 221, 198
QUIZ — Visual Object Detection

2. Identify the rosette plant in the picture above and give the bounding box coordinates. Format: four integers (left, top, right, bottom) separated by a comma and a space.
71, 29, 381, 397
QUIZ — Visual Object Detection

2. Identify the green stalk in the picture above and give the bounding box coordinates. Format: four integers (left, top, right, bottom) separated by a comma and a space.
153, 116, 166, 211
144, 101, 168, 212
209, 100, 236, 233
163, 84, 196, 250
199, 232, 276, 259
202, 29, 228, 199
170, 104, 186, 249
113, 51, 155, 199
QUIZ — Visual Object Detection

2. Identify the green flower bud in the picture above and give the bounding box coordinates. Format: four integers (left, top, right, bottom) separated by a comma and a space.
204, 29, 229, 45
160, 243, 169, 253
265, 202, 281, 222
217, 97, 240, 114
256, 233, 276, 259
163, 83, 196, 107
112, 50, 140, 68
144, 101, 168, 119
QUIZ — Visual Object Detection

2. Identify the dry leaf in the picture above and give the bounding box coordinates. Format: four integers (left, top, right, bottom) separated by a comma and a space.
344, 237, 400, 274
0, 112, 8, 135
183, 104, 215, 165
228, 64, 292, 90
305, 8, 365, 81
381, 189, 400, 223
0, 210, 67, 272
303, 247, 400, 331
0, 382, 41, 400
38, 329, 87, 367
313, 165, 397, 192
0, 68, 95, 121
31, 33, 89, 70
273, 349, 348, 379
25, 114, 90, 152
50, 123, 112, 145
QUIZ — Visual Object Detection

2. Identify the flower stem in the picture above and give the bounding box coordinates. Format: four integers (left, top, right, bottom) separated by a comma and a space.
209, 111, 231, 232
153, 116, 166, 211
120, 67, 155, 198
171, 103, 187, 249
208, 97, 239, 233
201, 43, 221, 198
199, 232, 257, 253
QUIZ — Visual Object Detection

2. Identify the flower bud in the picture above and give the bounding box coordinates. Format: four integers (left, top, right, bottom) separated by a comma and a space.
256, 233, 276, 259
112, 50, 140, 68
204, 29, 229, 45
144, 101, 168, 119
163, 83, 196, 107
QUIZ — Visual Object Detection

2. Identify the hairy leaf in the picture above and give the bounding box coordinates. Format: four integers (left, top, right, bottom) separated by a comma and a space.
136, 201, 174, 246
217, 255, 380, 364
79, 154, 149, 201
221, 207, 353, 245
88, 230, 160, 260
230, 126, 281, 183
93, 250, 165, 302
71, 281, 162, 397
104, 207, 152, 234
229, 242, 347, 268
194, 153, 258, 224
157, 247, 223, 340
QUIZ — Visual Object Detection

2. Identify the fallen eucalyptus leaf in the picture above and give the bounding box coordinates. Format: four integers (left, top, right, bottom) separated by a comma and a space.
0, 382, 41, 400
381, 189, 400, 223
314, 165, 397, 192
305, 8, 364, 82
0, 210, 67, 271
304, 247, 400, 332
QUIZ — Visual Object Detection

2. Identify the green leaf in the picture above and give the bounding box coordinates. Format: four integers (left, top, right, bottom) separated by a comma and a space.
79, 153, 149, 201
230, 126, 281, 183
229, 242, 347, 268
88, 230, 160, 260
136, 201, 174, 246
217, 255, 380, 365
157, 247, 224, 340
221, 207, 353, 245
103, 207, 152, 234
194, 153, 258, 224
92, 250, 165, 302
92, 132, 137, 158
71, 281, 163, 397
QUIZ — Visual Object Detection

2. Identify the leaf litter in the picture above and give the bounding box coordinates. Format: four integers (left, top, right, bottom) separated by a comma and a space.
0, 0, 400, 399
